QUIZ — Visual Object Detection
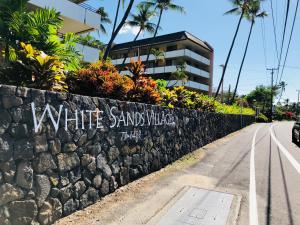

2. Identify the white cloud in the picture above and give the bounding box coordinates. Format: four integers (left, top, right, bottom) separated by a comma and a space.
120, 24, 141, 36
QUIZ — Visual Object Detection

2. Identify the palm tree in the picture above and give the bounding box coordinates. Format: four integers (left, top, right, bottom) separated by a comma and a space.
0, 0, 29, 63
151, 48, 165, 63
214, 0, 251, 98
277, 80, 287, 103
142, 0, 185, 66
112, 0, 125, 34
284, 98, 290, 110
168, 60, 188, 87
96, 7, 111, 35
231, 0, 267, 103
103, 0, 135, 60
278, 81, 287, 92
120, 3, 157, 68
151, 48, 165, 73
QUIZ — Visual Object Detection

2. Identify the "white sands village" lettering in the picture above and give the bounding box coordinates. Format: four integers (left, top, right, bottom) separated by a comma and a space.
31, 102, 175, 133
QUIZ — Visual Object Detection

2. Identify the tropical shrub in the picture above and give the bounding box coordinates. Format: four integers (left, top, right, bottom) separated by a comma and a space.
161, 86, 216, 112
125, 59, 145, 79
274, 108, 284, 121
68, 59, 161, 104
127, 76, 161, 104
256, 113, 268, 123
284, 111, 296, 121
155, 79, 168, 92
0, 42, 67, 92
161, 86, 256, 115
67, 60, 133, 100
0, 5, 81, 71
77, 35, 104, 50
215, 102, 255, 116
125, 59, 161, 104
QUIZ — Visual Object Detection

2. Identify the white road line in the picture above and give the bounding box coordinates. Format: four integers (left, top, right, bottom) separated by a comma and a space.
270, 125, 300, 174
249, 126, 261, 225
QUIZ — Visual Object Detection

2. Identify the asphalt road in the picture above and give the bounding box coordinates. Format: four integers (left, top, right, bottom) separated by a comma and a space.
56, 121, 300, 225
191, 121, 300, 225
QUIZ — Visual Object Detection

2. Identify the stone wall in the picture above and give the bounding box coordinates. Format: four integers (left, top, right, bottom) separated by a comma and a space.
0, 84, 254, 225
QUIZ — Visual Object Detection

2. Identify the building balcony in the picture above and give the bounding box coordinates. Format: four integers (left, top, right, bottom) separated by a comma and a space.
111, 48, 210, 67
120, 65, 210, 79
166, 49, 210, 65
147, 65, 209, 79
167, 80, 209, 92
28, 0, 101, 34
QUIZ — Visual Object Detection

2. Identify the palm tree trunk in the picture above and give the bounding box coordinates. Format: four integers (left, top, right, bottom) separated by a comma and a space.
103, 0, 135, 61
4, 42, 9, 64
231, 21, 254, 104
120, 28, 142, 70
227, 84, 231, 104
145, 8, 163, 68
112, 0, 121, 34
214, 12, 244, 98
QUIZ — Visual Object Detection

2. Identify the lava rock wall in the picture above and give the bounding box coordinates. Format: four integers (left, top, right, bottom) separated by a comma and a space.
0, 84, 254, 225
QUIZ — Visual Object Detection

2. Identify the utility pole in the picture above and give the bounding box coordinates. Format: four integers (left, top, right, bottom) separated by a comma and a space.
267, 68, 278, 122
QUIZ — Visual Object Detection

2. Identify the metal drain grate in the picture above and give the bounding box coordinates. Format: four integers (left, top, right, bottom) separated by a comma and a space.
156, 187, 233, 225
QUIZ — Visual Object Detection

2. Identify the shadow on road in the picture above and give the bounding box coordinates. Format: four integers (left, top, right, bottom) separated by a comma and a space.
266, 135, 272, 225
215, 130, 269, 188
273, 129, 295, 225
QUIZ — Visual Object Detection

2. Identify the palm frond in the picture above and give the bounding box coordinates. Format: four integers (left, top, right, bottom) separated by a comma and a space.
168, 3, 185, 14
225, 7, 240, 15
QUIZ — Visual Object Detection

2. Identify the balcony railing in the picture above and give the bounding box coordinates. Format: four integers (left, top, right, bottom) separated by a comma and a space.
167, 80, 209, 92
145, 65, 210, 79
120, 65, 209, 79
112, 49, 210, 68
78, 2, 99, 13
166, 49, 210, 65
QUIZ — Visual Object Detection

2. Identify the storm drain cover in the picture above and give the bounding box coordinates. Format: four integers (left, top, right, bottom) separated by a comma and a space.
156, 187, 233, 225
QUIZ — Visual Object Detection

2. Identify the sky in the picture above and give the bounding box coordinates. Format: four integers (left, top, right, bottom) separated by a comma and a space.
86, 0, 300, 102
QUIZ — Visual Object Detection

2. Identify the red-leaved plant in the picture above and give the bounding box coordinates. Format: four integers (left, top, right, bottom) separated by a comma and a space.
67, 60, 133, 100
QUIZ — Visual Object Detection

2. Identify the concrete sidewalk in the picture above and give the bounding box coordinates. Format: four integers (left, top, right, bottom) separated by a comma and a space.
54, 125, 255, 225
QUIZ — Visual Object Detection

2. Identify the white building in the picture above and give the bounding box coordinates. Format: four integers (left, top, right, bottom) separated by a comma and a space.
110, 31, 214, 95
28, 0, 101, 62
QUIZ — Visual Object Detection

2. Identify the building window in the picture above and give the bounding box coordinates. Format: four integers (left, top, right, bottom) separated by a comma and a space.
141, 49, 148, 55
166, 45, 177, 51
148, 62, 155, 68
166, 59, 172, 66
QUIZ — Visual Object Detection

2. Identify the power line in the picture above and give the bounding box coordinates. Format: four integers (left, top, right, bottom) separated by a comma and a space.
278, 0, 300, 84
275, 0, 290, 84
260, 3, 268, 70
270, 0, 279, 62
260, 17, 271, 87
283, 65, 300, 70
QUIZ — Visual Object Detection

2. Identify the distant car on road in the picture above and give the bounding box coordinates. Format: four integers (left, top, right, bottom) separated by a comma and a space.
292, 121, 300, 145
